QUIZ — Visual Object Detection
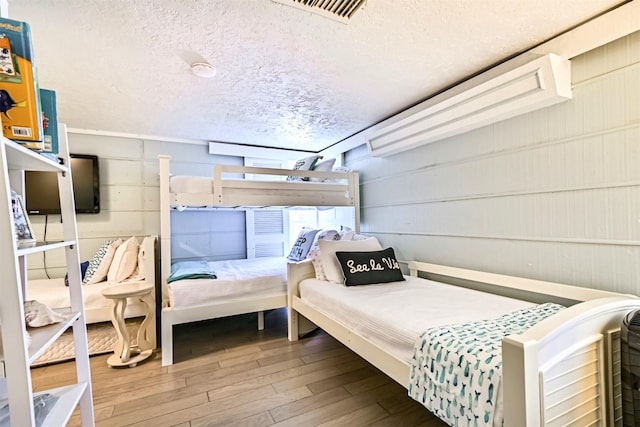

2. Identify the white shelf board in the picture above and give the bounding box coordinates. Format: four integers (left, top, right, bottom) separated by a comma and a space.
17, 240, 77, 256
2, 137, 65, 173
38, 383, 88, 427
28, 311, 80, 364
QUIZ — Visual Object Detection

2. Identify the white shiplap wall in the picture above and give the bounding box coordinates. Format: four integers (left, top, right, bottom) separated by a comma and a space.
349, 31, 640, 295
26, 136, 246, 278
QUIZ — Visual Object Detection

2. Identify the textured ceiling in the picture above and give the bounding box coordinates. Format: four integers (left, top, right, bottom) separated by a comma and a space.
8, 0, 626, 152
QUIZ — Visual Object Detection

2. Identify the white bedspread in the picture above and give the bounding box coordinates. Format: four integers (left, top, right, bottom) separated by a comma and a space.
28, 278, 113, 312
27, 277, 148, 324
298, 276, 538, 427
168, 257, 287, 309
299, 275, 535, 361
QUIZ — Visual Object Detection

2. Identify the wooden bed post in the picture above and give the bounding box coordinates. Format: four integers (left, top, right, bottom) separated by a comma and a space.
287, 260, 315, 341
158, 155, 173, 366
502, 337, 540, 426
349, 171, 360, 233
158, 155, 172, 308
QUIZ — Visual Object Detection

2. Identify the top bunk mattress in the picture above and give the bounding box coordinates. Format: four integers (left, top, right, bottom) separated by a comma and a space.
299, 275, 536, 362
168, 256, 287, 309
168, 174, 350, 195
170, 175, 213, 194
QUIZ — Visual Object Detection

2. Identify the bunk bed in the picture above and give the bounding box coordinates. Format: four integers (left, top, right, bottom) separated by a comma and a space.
288, 257, 640, 426
158, 154, 360, 366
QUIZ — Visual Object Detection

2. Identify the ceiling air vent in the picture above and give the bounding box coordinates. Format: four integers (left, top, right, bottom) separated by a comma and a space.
272, 0, 367, 22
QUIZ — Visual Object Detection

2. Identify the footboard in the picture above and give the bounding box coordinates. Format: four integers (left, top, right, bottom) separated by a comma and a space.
502, 297, 640, 427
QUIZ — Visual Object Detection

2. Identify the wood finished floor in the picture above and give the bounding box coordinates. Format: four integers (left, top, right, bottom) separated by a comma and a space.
31, 309, 447, 426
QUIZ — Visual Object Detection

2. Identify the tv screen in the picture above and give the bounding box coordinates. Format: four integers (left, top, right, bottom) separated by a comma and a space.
25, 154, 100, 215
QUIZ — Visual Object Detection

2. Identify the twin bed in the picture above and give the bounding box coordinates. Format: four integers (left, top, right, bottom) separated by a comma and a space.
159, 154, 640, 425
287, 257, 640, 426
26, 235, 158, 347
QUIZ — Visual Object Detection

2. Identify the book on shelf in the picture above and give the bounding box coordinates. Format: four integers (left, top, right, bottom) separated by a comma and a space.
40, 88, 58, 154
0, 17, 44, 147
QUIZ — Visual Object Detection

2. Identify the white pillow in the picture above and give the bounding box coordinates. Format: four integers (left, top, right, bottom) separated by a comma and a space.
84, 239, 122, 285
308, 229, 340, 254
318, 237, 382, 284
307, 247, 327, 281
131, 235, 153, 280
107, 237, 140, 282
340, 230, 355, 240
309, 158, 336, 182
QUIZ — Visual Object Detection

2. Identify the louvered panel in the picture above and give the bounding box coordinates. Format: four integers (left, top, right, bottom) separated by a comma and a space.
541, 339, 605, 426
272, 0, 366, 21
255, 242, 284, 257
254, 209, 284, 234
605, 329, 622, 427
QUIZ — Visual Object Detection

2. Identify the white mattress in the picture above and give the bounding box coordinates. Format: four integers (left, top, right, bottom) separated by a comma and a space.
27, 277, 148, 323
28, 278, 111, 312
168, 257, 287, 309
299, 275, 535, 361
170, 175, 213, 194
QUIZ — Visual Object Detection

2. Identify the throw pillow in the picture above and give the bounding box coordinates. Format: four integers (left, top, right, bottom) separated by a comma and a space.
336, 247, 405, 286
309, 158, 336, 182
287, 228, 320, 261
308, 229, 340, 254
326, 165, 351, 183
107, 236, 140, 282
318, 237, 382, 284
83, 239, 123, 285
286, 155, 322, 182
64, 260, 90, 287
307, 247, 327, 281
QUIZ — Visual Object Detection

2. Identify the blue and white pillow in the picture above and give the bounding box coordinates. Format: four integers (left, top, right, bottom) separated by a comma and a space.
287, 228, 320, 261
286, 155, 322, 182
83, 239, 122, 285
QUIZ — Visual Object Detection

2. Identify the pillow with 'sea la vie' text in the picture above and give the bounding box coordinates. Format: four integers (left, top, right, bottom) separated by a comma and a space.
335, 247, 405, 286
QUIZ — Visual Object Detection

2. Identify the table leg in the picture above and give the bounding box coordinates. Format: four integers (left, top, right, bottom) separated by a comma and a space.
136, 292, 154, 351
109, 297, 131, 363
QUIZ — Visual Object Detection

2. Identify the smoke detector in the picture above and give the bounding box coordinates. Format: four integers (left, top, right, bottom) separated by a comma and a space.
191, 62, 217, 78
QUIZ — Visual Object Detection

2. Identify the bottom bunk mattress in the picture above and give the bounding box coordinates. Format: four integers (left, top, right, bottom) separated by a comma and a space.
298, 275, 562, 427
168, 256, 287, 309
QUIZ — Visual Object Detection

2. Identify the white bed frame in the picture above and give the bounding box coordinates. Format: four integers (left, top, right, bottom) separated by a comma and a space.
158, 154, 360, 366
287, 259, 640, 426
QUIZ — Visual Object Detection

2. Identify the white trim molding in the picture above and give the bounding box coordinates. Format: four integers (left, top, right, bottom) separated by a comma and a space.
365, 53, 572, 157
208, 141, 313, 160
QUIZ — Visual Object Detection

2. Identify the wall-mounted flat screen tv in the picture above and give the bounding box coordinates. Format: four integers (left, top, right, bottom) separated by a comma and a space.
25, 154, 100, 215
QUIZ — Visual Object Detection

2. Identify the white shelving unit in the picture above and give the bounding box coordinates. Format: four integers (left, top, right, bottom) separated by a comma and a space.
0, 124, 94, 426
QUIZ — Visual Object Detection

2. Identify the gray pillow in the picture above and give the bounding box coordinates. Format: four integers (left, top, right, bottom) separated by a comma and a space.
287, 228, 320, 261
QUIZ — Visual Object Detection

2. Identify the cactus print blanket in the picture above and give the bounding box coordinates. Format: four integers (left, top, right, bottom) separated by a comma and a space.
408, 303, 564, 427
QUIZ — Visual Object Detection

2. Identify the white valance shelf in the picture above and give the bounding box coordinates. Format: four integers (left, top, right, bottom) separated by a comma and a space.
366, 53, 572, 157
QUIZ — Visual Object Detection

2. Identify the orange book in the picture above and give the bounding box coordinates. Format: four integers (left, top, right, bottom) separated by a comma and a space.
0, 17, 43, 146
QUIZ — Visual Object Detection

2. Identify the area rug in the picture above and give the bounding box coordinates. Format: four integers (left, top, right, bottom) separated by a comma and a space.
33, 318, 142, 367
